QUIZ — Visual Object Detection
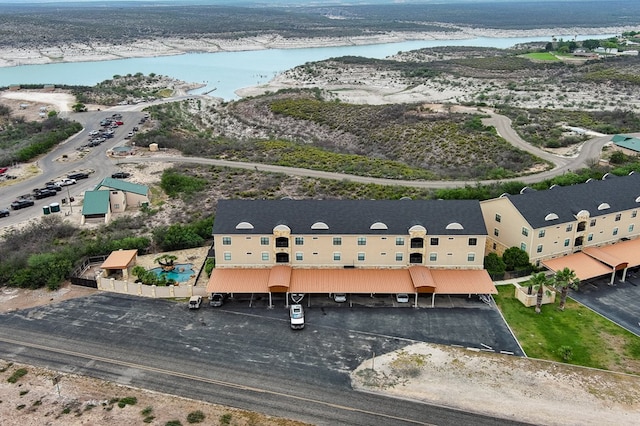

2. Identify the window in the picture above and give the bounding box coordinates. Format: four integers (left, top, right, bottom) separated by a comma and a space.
395, 237, 405, 246
629, 224, 635, 232
260, 237, 269, 245
275, 237, 289, 248
333, 237, 342, 246
520, 242, 527, 251
223, 252, 231, 261
357, 252, 365, 261
536, 244, 543, 253
632, 210, 638, 218
613, 227, 618, 236
590, 219, 596, 227
563, 239, 570, 247
113, 204, 120, 210
495, 213, 501, 223
357, 237, 367, 246
468, 238, 477, 246
566, 224, 573, 232
430, 237, 439, 246
538, 230, 546, 238
615, 213, 621, 222
395, 253, 403, 261
587, 233, 593, 242
261, 252, 269, 261
494, 228, 499, 237
222, 237, 231, 245
429, 253, 437, 262
295, 252, 303, 261
333, 252, 341, 261
521, 227, 529, 237
295, 237, 304, 245
467, 253, 475, 262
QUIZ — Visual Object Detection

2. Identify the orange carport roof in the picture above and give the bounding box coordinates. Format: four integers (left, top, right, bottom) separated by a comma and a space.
583, 247, 627, 270
289, 269, 415, 294
594, 238, 640, 269
542, 252, 612, 281
100, 249, 138, 269
207, 268, 271, 293
429, 269, 497, 294
207, 267, 497, 295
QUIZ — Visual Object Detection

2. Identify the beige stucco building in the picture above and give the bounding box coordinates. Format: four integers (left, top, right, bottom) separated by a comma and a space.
480, 172, 640, 282
207, 199, 497, 306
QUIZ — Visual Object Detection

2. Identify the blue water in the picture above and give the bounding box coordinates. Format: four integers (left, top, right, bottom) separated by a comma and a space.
149, 263, 195, 282
0, 33, 616, 100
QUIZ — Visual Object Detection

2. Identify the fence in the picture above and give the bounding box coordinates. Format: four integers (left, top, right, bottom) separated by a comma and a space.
70, 277, 98, 288
97, 276, 208, 299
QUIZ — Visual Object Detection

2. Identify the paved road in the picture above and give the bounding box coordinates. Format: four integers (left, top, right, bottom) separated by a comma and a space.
0, 293, 530, 426
0, 109, 144, 227
0, 97, 622, 225
570, 273, 640, 337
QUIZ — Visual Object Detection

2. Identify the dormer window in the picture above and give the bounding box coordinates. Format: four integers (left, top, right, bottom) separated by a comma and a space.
311, 221, 329, 230
235, 221, 254, 230
544, 213, 559, 221
445, 222, 464, 230
597, 203, 610, 211
370, 222, 388, 230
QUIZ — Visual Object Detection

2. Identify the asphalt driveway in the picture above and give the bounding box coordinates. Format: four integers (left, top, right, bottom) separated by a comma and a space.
570, 272, 640, 336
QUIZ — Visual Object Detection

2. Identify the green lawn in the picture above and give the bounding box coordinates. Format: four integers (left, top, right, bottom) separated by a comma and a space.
522, 52, 559, 61
494, 284, 640, 374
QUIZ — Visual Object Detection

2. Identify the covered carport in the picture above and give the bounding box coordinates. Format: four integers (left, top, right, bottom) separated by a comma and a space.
542, 239, 640, 285
207, 266, 497, 308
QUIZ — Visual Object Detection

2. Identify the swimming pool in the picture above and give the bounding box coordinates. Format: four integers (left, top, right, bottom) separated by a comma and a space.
148, 263, 195, 283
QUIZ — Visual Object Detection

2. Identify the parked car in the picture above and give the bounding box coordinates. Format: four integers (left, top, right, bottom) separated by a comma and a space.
111, 172, 131, 179
44, 182, 62, 191
209, 293, 227, 307
0, 208, 9, 217
67, 172, 89, 180
33, 188, 57, 199
11, 199, 35, 210
188, 295, 202, 309
0, 167, 8, 174
115, 120, 124, 126
396, 293, 410, 303
289, 304, 305, 329
55, 178, 76, 187
333, 293, 347, 303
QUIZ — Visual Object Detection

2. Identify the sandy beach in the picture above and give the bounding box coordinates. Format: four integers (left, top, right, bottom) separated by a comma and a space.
0, 25, 634, 69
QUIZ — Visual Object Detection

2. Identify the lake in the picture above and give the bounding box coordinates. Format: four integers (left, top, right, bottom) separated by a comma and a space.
0, 34, 616, 101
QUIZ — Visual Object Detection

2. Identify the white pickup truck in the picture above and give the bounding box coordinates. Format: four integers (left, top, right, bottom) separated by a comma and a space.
289, 304, 305, 329
55, 178, 76, 187
188, 295, 202, 309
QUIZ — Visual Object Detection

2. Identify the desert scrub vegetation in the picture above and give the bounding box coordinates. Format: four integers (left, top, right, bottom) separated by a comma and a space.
0, 112, 82, 166
498, 106, 640, 148
7, 367, 28, 383
67, 73, 182, 106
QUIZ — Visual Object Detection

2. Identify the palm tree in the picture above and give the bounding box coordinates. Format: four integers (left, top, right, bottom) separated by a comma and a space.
529, 272, 552, 314
554, 267, 580, 311
155, 254, 178, 271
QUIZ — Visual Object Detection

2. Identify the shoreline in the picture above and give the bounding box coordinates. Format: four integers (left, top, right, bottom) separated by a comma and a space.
0, 25, 633, 69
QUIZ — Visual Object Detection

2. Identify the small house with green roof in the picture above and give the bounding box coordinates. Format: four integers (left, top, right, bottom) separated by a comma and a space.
94, 177, 150, 214
611, 134, 640, 155
81, 178, 149, 224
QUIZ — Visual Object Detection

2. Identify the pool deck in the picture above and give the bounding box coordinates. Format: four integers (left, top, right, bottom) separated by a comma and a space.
135, 246, 210, 287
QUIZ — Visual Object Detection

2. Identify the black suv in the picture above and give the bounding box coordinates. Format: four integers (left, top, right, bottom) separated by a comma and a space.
67, 172, 89, 180
0, 208, 9, 218
111, 172, 131, 179
33, 188, 57, 199
11, 199, 35, 210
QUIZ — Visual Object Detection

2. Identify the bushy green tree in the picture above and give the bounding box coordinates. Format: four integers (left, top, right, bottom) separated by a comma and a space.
502, 247, 530, 272
484, 252, 506, 279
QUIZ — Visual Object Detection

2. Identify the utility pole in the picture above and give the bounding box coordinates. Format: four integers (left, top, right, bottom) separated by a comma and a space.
66, 186, 73, 214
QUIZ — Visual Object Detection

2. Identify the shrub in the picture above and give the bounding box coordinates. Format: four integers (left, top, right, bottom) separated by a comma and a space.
165, 421, 182, 426
186, 410, 206, 423
220, 413, 233, 425
117, 396, 137, 408
7, 368, 28, 383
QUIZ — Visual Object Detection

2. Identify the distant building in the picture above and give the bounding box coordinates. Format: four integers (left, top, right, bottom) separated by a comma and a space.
611, 134, 640, 155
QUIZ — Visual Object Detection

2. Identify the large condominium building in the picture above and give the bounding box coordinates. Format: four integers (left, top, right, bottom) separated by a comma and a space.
480, 172, 640, 283
207, 199, 497, 306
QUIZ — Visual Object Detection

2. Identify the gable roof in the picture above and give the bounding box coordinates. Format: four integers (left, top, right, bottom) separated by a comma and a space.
505, 172, 640, 229
95, 177, 149, 196
611, 134, 640, 153
213, 199, 487, 236
82, 190, 110, 215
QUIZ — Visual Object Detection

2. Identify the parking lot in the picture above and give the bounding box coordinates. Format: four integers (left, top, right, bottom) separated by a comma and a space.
570, 270, 640, 336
